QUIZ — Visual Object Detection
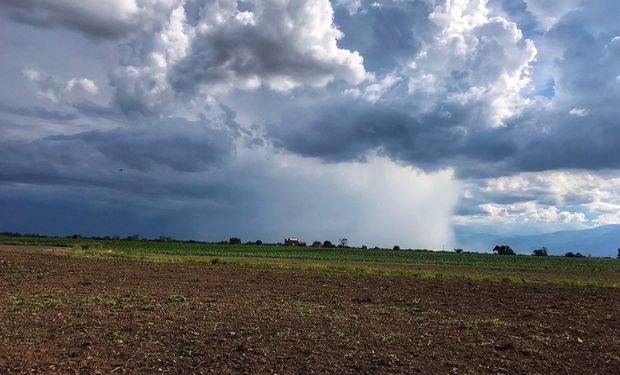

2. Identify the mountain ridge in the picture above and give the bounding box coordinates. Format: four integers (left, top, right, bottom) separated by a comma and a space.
456, 224, 620, 257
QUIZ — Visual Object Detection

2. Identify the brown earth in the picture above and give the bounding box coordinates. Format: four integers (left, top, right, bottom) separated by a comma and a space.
0, 245, 619, 374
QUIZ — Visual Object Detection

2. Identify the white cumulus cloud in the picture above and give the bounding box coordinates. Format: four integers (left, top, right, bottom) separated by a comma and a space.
403, 0, 537, 127
169, 0, 370, 93
66, 78, 99, 95
569, 107, 589, 117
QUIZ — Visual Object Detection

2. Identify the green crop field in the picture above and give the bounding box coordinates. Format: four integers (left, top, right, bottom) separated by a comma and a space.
2, 235, 619, 272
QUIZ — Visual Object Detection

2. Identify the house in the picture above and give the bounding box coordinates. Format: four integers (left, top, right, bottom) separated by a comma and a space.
284, 237, 306, 247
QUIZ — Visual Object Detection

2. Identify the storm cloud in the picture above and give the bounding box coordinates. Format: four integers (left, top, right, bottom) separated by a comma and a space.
1, 0, 620, 246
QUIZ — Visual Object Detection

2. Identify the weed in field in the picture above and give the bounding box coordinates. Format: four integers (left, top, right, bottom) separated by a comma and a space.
364, 303, 420, 317
530, 333, 552, 345
320, 291, 339, 303
460, 318, 503, 332
140, 302, 159, 311
4, 296, 24, 313
391, 305, 420, 316
122, 287, 146, 303
39, 296, 62, 308
290, 301, 326, 317
211, 257, 223, 265
326, 310, 347, 323
193, 301, 217, 312
371, 331, 396, 343
166, 295, 188, 303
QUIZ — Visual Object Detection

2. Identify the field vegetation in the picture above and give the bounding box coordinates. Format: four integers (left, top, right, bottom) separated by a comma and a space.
2, 234, 619, 288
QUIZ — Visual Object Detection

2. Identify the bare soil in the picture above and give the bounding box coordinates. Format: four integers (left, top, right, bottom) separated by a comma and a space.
0, 245, 619, 374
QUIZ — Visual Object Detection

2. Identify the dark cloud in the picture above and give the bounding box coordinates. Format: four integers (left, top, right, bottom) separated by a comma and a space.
0, 117, 238, 201
270, 97, 620, 179
0, 102, 79, 121
512, 116, 620, 172
80, 123, 235, 173
0, 0, 137, 40
0, 189, 179, 238
71, 100, 124, 121
269, 95, 519, 176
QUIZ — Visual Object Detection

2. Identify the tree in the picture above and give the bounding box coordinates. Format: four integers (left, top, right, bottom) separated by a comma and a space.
229, 237, 241, 244
255, 240, 263, 245
454, 248, 464, 253
323, 240, 335, 248
565, 251, 575, 257
393, 245, 400, 250
339, 238, 348, 248
312, 241, 322, 247
493, 245, 515, 255
532, 247, 548, 256
361, 245, 368, 250
617, 248, 620, 259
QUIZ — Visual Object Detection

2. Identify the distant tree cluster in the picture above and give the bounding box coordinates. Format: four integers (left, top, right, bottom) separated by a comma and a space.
532, 247, 548, 256
493, 245, 516, 255
565, 251, 584, 258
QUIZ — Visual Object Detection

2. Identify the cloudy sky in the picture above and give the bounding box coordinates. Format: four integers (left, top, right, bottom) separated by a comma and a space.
1, 0, 619, 249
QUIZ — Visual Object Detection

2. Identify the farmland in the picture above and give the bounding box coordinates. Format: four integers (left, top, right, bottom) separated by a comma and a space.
2, 235, 620, 287
2, 235, 620, 270
1, 244, 619, 374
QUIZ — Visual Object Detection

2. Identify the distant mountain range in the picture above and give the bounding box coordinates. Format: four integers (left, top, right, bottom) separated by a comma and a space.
456, 225, 620, 257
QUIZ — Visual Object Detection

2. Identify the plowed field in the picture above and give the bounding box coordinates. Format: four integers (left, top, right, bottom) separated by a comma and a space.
1, 246, 618, 374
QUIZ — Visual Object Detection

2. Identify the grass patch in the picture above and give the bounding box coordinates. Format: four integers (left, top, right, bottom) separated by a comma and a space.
1, 294, 64, 313
123, 287, 146, 302
3, 296, 25, 313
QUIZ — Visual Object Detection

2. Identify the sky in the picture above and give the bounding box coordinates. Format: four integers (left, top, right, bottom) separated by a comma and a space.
1, 0, 620, 249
